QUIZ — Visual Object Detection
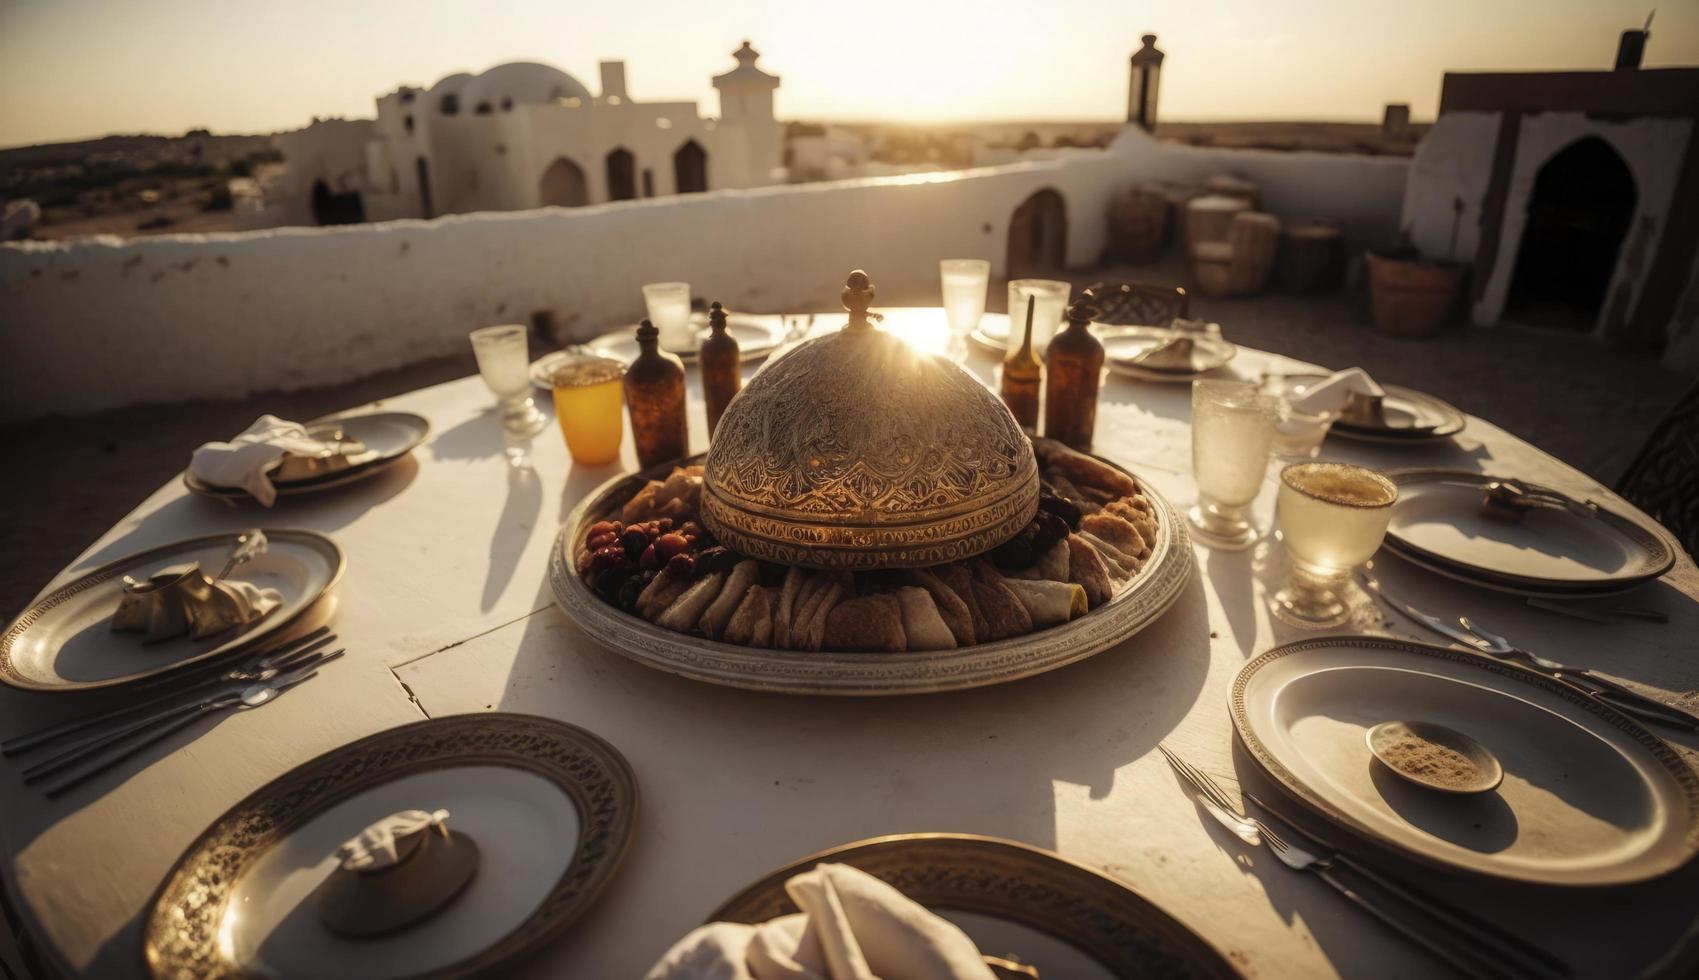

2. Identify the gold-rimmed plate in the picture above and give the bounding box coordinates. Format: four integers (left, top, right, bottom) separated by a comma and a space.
1232, 636, 1699, 886
184, 412, 430, 502
0, 529, 344, 692
1383, 469, 1676, 594
144, 713, 639, 980
1279, 375, 1465, 442
710, 834, 1236, 979
549, 453, 1193, 696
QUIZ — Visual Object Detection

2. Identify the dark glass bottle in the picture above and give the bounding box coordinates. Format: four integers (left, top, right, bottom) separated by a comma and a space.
1000, 296, 1042, 432
1044, 298, 1105, 450
623, 319, 689, 466
699, 301, 741, 439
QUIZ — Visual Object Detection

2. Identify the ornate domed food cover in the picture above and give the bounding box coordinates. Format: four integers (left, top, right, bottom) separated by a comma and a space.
701, 270, 1039, 569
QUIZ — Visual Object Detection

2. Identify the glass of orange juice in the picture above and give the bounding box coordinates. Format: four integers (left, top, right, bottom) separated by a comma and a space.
551, 356, 626, 466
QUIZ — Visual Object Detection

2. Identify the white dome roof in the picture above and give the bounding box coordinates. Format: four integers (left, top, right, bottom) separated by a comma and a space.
462, 62, 592, 111
429, 71, 474, 96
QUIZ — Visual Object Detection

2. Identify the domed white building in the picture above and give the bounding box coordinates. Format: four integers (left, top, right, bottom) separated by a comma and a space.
271, 44, 782, 226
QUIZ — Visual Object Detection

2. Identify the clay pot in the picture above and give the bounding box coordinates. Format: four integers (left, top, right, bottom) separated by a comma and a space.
1106, 185, 1169, 262
1366, 250, 1464, 337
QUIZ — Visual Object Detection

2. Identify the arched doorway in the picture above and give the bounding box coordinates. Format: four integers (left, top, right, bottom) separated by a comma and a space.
539, 157, 588, 207
674, 140, 707, 194
310, 179, 365, 225
415, 157, 433, 218
606, 148, 637, 201
1506, 137, 1636, 329
1007, 188, 1067, 278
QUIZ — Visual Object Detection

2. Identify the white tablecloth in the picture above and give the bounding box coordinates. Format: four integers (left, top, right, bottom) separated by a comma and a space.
3, 311, 1696, 979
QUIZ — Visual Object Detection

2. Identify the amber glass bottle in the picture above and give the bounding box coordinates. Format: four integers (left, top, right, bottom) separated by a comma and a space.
1000, 296, 1042, 432
624, 319, 689, 466
699, 301, 741, 439
1044, 299, 1105, 450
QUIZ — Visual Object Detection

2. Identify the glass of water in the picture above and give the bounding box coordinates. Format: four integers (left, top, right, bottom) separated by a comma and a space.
642, 282, 694, 353
1189, 379, 1277, 549
940, 259, 990, 359
1007, 279, 1069, 354
470, 324, 548, 435
1272, 461, 1397, 628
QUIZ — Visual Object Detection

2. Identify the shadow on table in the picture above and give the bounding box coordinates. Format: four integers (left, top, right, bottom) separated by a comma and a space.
483, 460, 543, 613
488, 560, 1218, 961
67, 454, 421, 577
1209, 738, 1699, 980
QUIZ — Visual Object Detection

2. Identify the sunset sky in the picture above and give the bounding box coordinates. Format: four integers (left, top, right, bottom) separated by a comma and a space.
2, 0, 1694, 148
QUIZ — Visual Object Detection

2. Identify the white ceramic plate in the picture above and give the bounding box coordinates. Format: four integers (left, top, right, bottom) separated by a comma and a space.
146, 714, 639, 980
184, 412, 430, 501
0, 529, 344, 692
531, 313, 793, 385
1384, 470, 1675, 591
1286, 376, 1465, 442
1101, 326, 1238, 382
710, 835, 1236, 978
1232, 636, 1699, 886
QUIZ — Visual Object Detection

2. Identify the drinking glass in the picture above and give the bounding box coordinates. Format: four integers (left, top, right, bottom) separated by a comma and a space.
551, 355, 626, 466
469, 325, 548, 435
1188, 379, 1277, 549
1007, 279, 1069, 353
642, 282, 694, 353
1272, 461, 1398, 628
940, 259, 990, 358
1259, 374, 1337, 460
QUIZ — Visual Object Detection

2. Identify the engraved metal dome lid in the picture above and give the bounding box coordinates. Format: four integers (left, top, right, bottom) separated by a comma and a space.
701, 270, 1039, 570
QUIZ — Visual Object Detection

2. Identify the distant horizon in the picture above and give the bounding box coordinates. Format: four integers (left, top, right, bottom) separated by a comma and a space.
3, 0, 1693, 149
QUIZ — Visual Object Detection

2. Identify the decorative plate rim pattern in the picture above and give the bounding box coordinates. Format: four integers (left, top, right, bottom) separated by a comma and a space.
1229, 634, 1699, 886
1383, 468, 1676, 589
549, 453, 1193, 696
142, 713, 639, 980
182, 412, 430, 501
708, 833, 1238, 979
1274, 376, 1466, 442
0, 528, 345, 693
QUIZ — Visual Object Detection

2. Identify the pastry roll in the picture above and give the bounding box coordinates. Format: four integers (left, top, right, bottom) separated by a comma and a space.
824, 594, 906, 652
1066, 534, 1114, 608
699, 560, 759, 640
907, 568, 976, 646
657, 571, 726, 633
969, 563, 1033, 640
1033, 438, 1139, 497
723, 585, 774, 647
637, 566, 692, 620
1000, 578, 1086, 627
895, 587, 956, 651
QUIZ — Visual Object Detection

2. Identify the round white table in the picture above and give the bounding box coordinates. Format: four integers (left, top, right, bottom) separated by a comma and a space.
4, 310, 1696, 979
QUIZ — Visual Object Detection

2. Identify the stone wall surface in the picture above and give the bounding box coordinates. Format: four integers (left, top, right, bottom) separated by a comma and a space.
0, 131, 1412, 420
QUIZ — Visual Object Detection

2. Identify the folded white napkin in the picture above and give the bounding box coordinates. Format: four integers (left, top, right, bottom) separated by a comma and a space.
645, 863, 997, 980
1288, 367, 1384, 415
189, 415, 345, 507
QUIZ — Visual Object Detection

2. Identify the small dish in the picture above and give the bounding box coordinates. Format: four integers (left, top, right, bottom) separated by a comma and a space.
184, 412, 429, 502
1366, 720, 1504, 794
1279, 374, 1465, 442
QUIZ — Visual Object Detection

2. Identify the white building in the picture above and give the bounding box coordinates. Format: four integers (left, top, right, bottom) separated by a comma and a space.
270, 43, 782, 226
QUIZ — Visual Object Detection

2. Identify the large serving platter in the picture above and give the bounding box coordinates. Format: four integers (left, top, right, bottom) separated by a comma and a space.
1232, 635, 1699, 886
144, 713, 638, 980
710, 834, 1236, 979
1383, 469, 1676, 595
550, 452, 1192, 696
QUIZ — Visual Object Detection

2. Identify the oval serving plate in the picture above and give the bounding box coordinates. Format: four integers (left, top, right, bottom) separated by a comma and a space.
550, 453, 1192, 696
144, 713, 638, 980
1383, 469, 1675, 593
710, 834, 1236, 979
184, 412, 430, 501
1232, 635, 1699, 887
1280, 374, 1466, 442
0, 529, 344, 692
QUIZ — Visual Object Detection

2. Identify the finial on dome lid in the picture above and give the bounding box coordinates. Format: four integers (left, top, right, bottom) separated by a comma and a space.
841, 269, 881, 331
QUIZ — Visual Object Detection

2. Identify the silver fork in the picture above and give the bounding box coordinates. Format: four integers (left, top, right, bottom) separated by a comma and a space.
30, 657, 334, 798
1, 627, 335, 757
1158, 745, 1563, 980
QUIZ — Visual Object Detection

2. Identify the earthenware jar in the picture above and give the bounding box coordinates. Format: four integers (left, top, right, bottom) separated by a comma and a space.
623, 320, 689, 466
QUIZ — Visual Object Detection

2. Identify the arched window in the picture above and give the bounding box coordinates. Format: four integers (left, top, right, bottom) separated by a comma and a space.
311, 179, 366, 226
1006, 188, 1067, 277
1506, 136, 1637, 329
439, 93, 459, 116
606, 147, 637, 201
539, 157, 589, 207
474, 101, 493, 115
403, 114, 415, 134
673, 139, 707, 194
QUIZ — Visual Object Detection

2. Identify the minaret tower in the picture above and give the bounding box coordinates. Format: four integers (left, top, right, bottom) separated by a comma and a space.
1128, 34, 1165, 131
712, 40, 782, 187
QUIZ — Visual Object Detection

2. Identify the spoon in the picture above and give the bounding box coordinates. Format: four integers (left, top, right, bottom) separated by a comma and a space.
1366, 720, 1503, 795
